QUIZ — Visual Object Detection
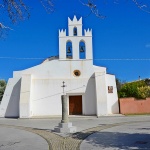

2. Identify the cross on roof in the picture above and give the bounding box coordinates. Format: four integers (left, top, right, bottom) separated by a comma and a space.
61, 81, 66, 94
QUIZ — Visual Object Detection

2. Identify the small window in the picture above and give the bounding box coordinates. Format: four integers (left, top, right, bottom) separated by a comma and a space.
73, 70, 81, 77
73, 27, 77, 36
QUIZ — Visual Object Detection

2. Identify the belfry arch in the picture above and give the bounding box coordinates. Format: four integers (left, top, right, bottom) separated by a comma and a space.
66, 41, 72, 58
73, 27, 77, 36
79, 40, 86, 59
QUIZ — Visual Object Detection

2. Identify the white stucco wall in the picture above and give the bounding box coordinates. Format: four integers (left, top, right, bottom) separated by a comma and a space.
59, 36, 92, 60
94, 65, 119, 116
28, 60, 97, 117
0, 59, 97, 117
68, 16, 82, 36
31, 79, 62, 116
0, 77, 21, 118
20, 74, 32, 118
105, 74, 119, 114
17, 60, 93, 79
59, 16, 92, 60
31, 78, 92, 116
0, 59, 119, 118
84, 77, 97, 115
95, 72, 108, 116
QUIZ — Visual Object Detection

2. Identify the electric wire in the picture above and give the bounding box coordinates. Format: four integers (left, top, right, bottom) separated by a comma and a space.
1, 57, 147, 101
32, 72, 106, 102
3, 73, 108, 102
0, 57, 150, 61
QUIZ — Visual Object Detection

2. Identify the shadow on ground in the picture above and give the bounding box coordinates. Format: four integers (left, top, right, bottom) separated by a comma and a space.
81, 131, 150, 150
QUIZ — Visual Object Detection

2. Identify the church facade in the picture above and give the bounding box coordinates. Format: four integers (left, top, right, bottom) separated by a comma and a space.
0, 16, 119, 118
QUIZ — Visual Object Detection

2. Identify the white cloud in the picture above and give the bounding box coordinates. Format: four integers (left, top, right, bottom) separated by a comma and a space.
145, 44, 150, 48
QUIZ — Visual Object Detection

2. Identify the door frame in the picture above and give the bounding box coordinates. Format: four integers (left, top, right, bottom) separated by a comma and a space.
66, 93, 84, 115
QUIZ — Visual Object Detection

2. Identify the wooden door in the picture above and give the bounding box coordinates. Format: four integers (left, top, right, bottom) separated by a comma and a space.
69, 96, 82, 115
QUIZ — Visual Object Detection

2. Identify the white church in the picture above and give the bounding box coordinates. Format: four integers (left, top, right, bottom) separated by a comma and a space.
0, 16, 119, 118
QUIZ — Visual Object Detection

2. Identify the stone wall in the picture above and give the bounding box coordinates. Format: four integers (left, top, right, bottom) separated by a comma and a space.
120, 97, 150, 115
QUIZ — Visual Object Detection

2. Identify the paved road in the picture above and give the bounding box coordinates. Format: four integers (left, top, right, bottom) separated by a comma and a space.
0, 115, 149, 132
0, 126, 48, 150
0, 115, 150, 149
80, 121, 150, 150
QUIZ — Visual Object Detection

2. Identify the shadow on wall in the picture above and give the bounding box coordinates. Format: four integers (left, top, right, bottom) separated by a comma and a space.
80, 131, 150, 149
5, 79, 21, 118
111, 100, 120, 114
84, 73, 96, 115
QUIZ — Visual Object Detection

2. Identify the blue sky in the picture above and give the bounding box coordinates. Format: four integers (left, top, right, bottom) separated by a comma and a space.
0, 0, 150, 82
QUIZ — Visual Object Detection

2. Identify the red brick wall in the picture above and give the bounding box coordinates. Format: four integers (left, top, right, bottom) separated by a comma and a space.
120, 97, 150, 115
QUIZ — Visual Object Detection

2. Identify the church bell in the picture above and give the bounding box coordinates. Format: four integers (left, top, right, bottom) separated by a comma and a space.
80, 46, 85, 52
67, 46, 71, 53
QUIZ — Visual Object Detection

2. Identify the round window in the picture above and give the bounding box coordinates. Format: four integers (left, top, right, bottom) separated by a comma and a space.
73, 70, 81, 77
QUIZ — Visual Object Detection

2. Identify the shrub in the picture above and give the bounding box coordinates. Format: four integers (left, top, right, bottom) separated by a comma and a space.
0, 80, 6, 101
137, 86, 150, 99
118, 80, 147, 99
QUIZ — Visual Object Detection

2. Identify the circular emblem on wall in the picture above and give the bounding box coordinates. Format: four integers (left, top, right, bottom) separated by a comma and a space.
73, 70, 81, 77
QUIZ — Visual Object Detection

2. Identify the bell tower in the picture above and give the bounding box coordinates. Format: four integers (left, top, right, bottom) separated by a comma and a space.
59, 16, 93, 60
68, 15, 82, 36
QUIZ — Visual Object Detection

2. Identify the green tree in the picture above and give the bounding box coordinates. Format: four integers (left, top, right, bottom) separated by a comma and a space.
116, 78, 122, 92
116, 78, 126, 98
0, 80, 6, 102
118, 80, 147, 99
144, 78, 150, 86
